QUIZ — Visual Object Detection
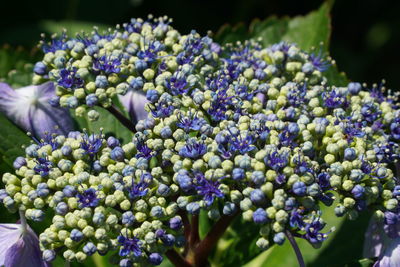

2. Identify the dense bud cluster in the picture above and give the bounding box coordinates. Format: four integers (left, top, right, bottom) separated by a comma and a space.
33, 15, 221, 121
1, 131, 185, 265
2, 16, 400, 266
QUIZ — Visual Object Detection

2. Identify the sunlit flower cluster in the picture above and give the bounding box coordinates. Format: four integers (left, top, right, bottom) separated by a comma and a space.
1, 16, 400, 266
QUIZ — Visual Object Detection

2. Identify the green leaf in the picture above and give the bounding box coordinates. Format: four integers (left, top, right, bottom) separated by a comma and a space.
246, 206, 343, 267
215, 1, 333, 52
0, 112, 31, 172
308, 212, 371, 267
210, 215, 261, 267
199, 210, 212, 240
72, 106, 133, 143
277, 0, 332, 52
324, 64, 349, 86
0, 46, 38, 76
356, 258, 375, 267
0, 46, 41, 87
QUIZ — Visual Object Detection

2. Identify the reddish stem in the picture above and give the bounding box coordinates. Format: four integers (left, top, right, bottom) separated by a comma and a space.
166, 249, 192, 267
192, 212, 238, 267
189, 214, 200, 247
179, 210, 191, 239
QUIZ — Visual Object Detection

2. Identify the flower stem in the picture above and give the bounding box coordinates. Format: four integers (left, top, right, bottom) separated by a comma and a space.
285, 230, 305, 267
166, 249, 192, 267
19, 209, 27, 234
189, 214, 200, 247
105, 105, 136, 133
192, 212, 238, 266
64, 260, 71, 267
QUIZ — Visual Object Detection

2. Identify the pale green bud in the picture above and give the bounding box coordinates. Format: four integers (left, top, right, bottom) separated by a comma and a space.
242, 210, 254, 221
266, 207, 276, 219
135, 212, 147, 222
343, 197, 356, 208
63, 250, 75, 261
240, 198, 253, 211
95, 228, 107, 240
272, 222, 284, 233
342, 180, 354, 191
88, 110, 100, 121
76, 251, 87, 262
145, 232, 156, 244
275, 210, 288, 223
105, 195, 117, 207
230, 190, 243, 204
385, 199, 398, 210
256, 237, 270, 250
83, 226, 95, 237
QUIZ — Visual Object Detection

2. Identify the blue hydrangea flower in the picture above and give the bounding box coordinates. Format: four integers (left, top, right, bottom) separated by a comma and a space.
253, 208, 268, 224
77, 188, 100, 208
194, 172, 224, 206
390, 118, 400, 140
179, 139, 206, 159
265, 151, 289, 171
118, 234, 142, 257
176, 112, 203, 132
308, 50, 330, 72
93, 55, 122, 74
127, 178, 149, 199
33, 158, 52, 177
57, 68, 84, 90
363, 216, 400, 267
80, 133, 103, 157
302, 216, 330, 244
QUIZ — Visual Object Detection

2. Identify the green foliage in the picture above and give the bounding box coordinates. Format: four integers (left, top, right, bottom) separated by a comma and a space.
215, 1, 332, 50
0, 113, 30, 223
71, 105, 133, 144
0, 112, 30, 173
0, 46, 40, 88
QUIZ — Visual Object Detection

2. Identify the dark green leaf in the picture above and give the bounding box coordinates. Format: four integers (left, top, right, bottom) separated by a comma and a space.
215, 1, 333, 52
241, 204, 344, 267
199, 210, 212, 240
308, 212, 371, 267
0, 112, 31, 172
72, 106, 133, 143
0, 46, 41, 88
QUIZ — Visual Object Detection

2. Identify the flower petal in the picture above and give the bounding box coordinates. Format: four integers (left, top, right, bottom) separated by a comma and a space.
0, 82, 74, 138
0, 82, 31, 130
3, 225, 50, 267
374, 238, 400, 267
363, 217, 388, 258
0, 224, 21, 266
119, 90, 148, 124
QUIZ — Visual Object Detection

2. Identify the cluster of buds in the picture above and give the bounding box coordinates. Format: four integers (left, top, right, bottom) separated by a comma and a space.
1, 131, 186, 265
33, 15, 221, 122
2, 16, 400, 266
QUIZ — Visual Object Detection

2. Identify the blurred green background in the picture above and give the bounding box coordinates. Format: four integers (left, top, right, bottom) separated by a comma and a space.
1, 0, 399, 89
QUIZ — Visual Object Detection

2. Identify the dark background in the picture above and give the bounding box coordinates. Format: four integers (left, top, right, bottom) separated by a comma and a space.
1, 0, 399, 89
